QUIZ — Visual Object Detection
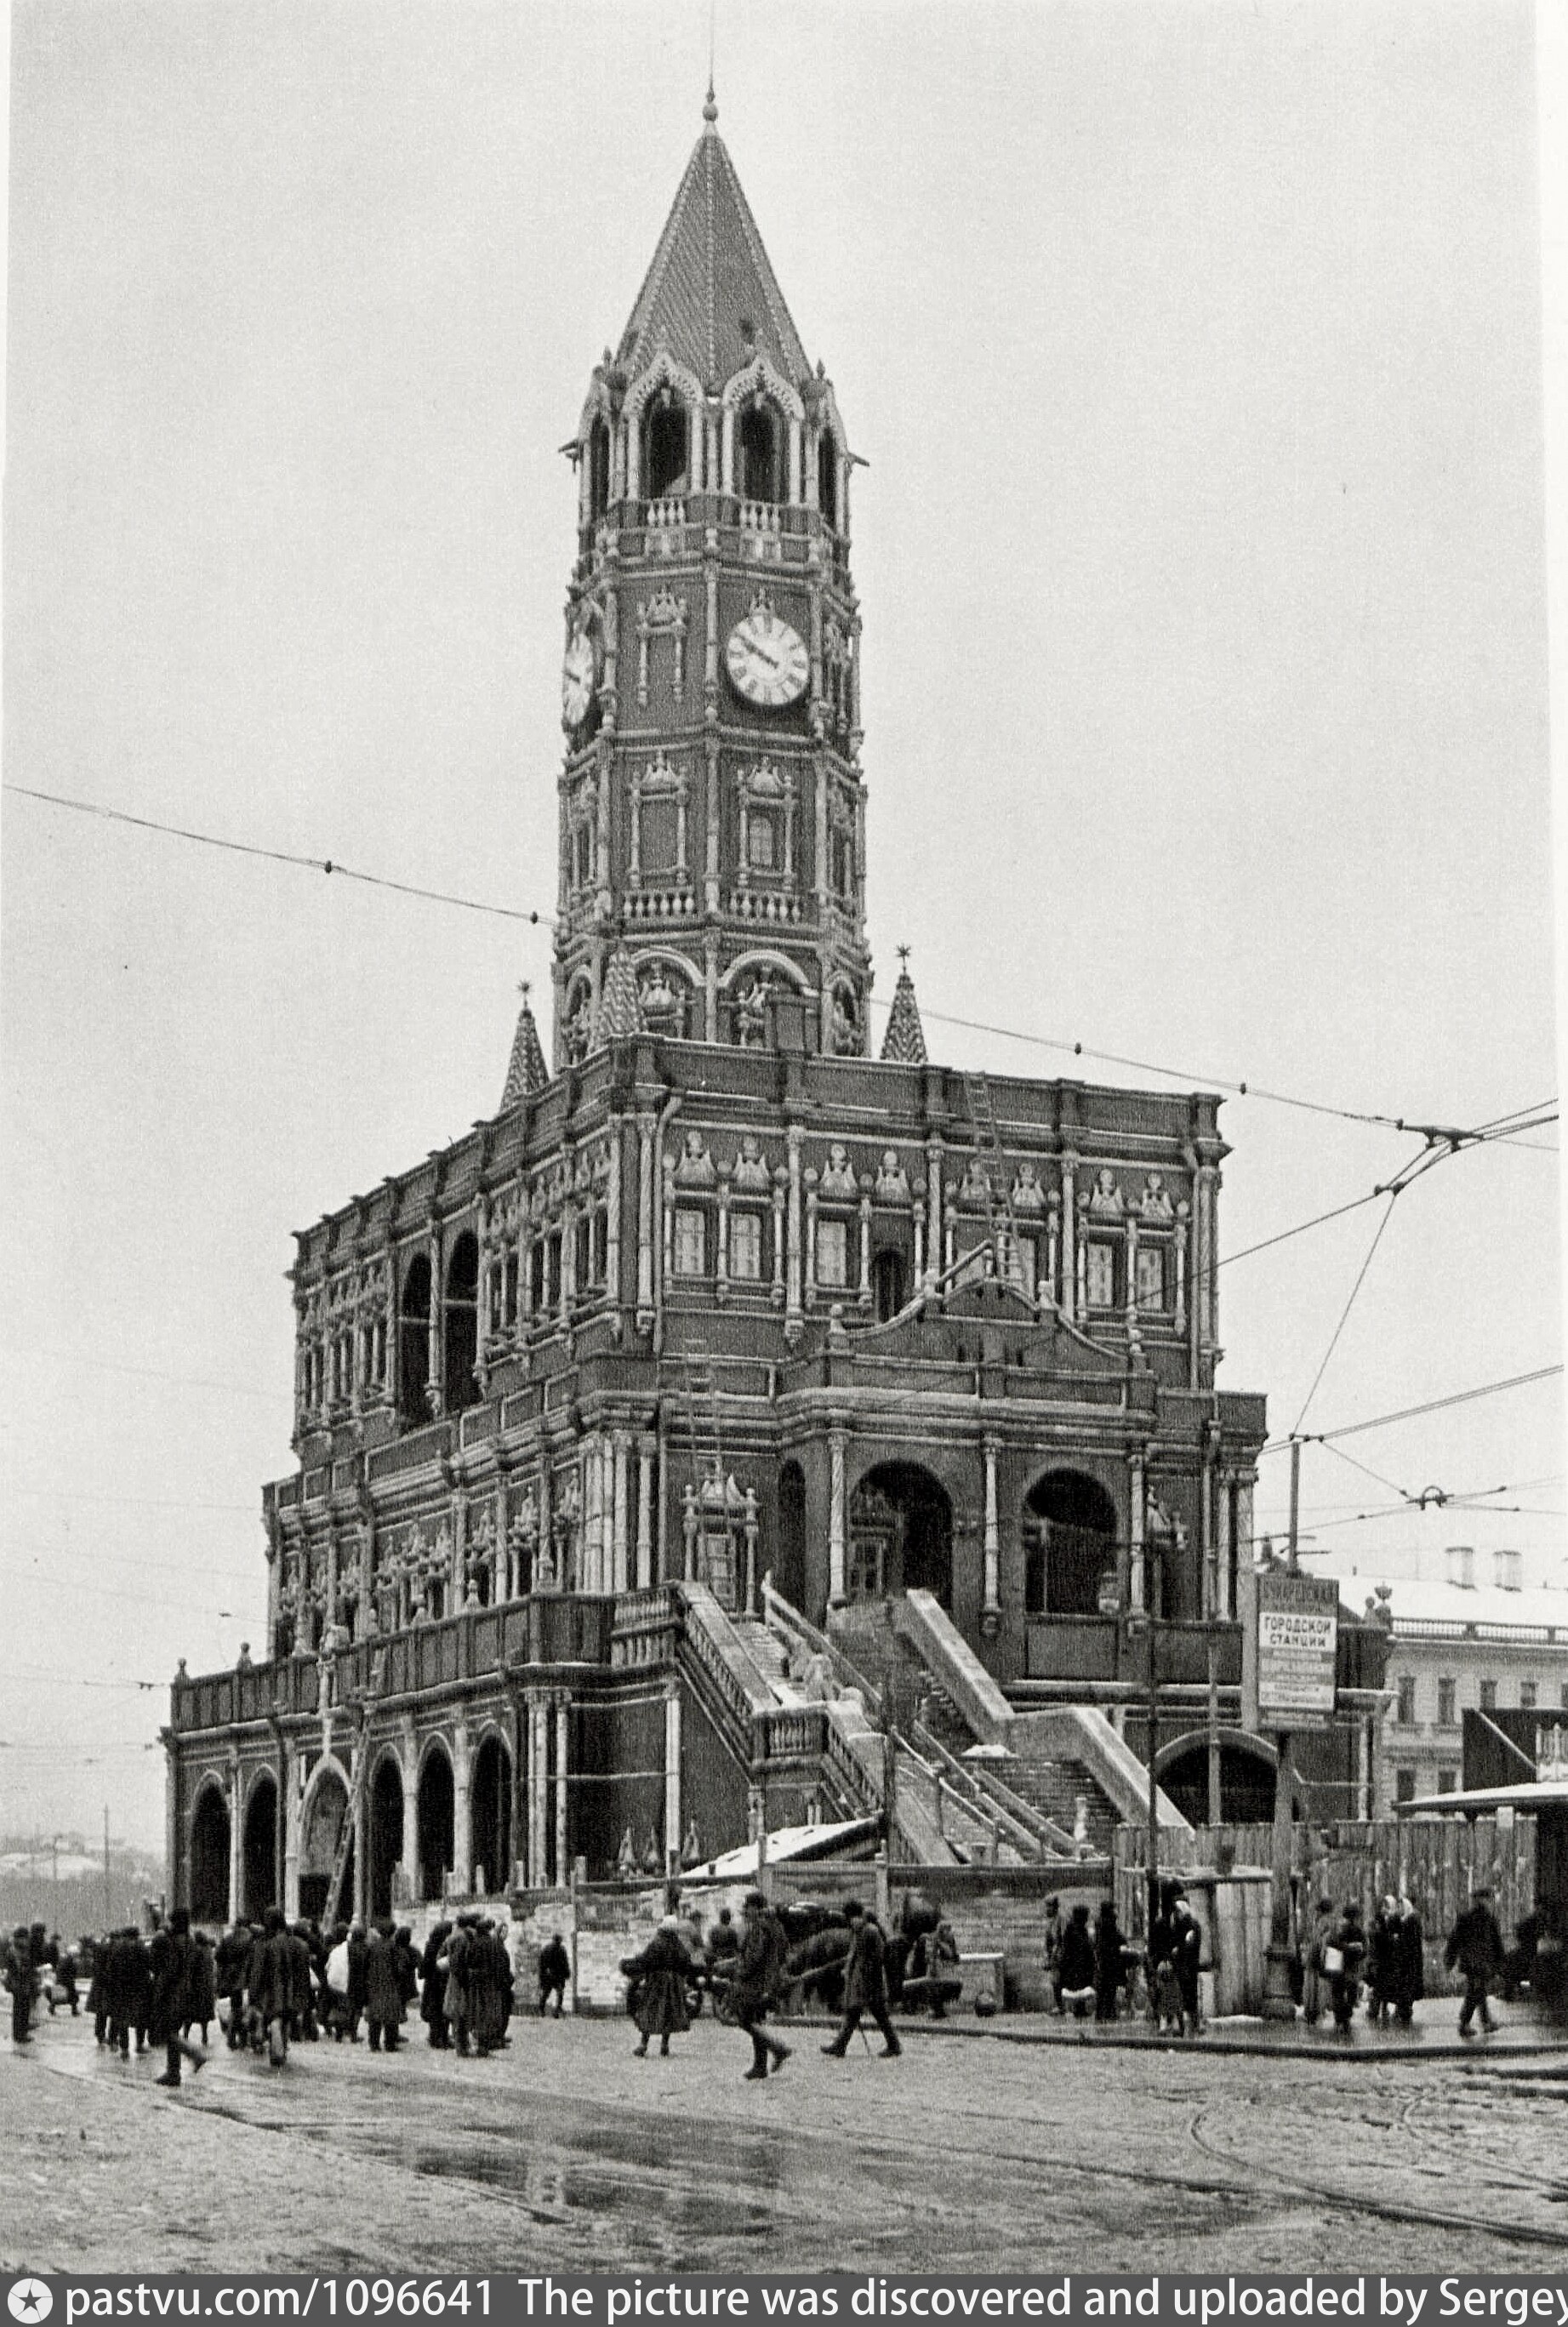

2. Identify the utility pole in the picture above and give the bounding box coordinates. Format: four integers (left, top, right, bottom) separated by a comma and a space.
1141, 1531, 1161, 2015
103, 1805, 112, 1931
1261, 1437, 1302, 2019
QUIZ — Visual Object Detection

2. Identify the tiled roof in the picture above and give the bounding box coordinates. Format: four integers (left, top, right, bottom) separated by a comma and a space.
618, 105, 810, 391
593, 944, 641, 1047
880, 960, 928, 1065
499, 989, 549, 1109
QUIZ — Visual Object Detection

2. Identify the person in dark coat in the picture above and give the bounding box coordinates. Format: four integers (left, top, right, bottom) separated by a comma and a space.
1328, 1902, 1366, 2036
287, 1922, 316, 2039
1448, 1887, 1504, 2036
733, 1889, 792, 2080
624, 1914, 694, 2058
216, 1925, 251, 2048
1366, 1896, 1398, 2024
150, 1909, 208, 2087
123, 1927, 151, 2052
1042, 1896, 1065, 2015
1390, 1894, 1425, 2027
184, 1930, 218, 2046
1094, 1900, 1126, 2022
537, 1932, 570, 2017
248, 1907, 294, 2066
822, 1899, 902, 2060
393, 1928, 420, 2022
1058, 1903, 1097, 2019
1169, 1893, 1203, 2035
364, 1925, 405, 2051
4, 1926, 33, 2046
345, 1924, 369, 2044
420, 1923, 452, 2047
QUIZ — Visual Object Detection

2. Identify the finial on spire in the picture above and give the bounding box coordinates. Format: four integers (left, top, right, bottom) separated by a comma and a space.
703, 80, 717, 125
704, 0, 717, 123
896, 944, 910, 967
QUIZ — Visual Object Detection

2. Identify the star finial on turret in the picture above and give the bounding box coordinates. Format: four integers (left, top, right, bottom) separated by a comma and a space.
897, 944, 910, 967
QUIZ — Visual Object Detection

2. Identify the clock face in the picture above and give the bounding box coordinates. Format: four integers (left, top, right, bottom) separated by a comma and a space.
561, 629, 596, 730
726, 606, 809, 709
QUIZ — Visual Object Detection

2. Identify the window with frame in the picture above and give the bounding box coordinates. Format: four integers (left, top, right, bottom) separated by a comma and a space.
1394, 1768, 1417, 1804
591, 1206, 607, 1287
730, 1210, 763, 1281
831, 829, 853, 897
573, 824, 593, 891
1086, 1242, 1118, 1309
1135, 1244, 1166, 1313
1437, 1768, 1457, 1794
673, 1207, 708, 1278
1395, 1674, 1416, 1726
1480, 1677, 1497, 1712
640, 797, 678, 875
1437, 1677, 1457, 1727
747, 813, 778, 872
574, 1213, 592, 1293
1561, 1681, 1568, 1713
529, 1240, 545, 1315
817, 1217, 849, 1288
1520, 1680, 1537, 1709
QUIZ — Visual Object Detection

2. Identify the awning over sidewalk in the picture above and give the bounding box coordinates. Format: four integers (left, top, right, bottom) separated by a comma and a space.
1399, 1777, 1568, 1815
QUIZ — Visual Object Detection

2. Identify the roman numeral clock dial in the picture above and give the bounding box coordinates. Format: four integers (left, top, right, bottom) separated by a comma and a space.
725, 604, 808, 709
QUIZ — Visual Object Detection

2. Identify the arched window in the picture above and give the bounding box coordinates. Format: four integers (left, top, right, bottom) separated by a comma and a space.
818, 430, 838, 528
738, 401, 781, 503
417, 1747, 455, 1904
443, 1232, 480, 1418
189, 1785, 231, 1925
368, 1756, 403, 1920
587, 418, 610, 523
642, 392, 689, 501
398, 1253, 431, 1424
871, 1246, 908, 1324
1023, 1470, 1119, 1617
242, 1773, 277, 1921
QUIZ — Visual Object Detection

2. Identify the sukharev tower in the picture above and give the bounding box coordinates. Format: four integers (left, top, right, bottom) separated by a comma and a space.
167, 99, 1381, 1939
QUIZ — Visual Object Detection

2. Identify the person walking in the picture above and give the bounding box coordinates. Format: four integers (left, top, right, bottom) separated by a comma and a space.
216, 1925, 251, 2048
420, 1922, 452, 2047
249, 1908, 294, 2067
344, 1923, 369, 2044
822, 1899, 902, 2060
1447, 1886, 1504, 2037
1302, 1897, 1337, 2027
364, 1924, 405, 2052
1042, 1896, 1066, 2016
1169, 1891, 1203, 2036
537, 1932, 570, 2018
1390, 1894, 1425, 2028
1058, 1903, 1097, 2020
150, 1910, 208, 2088
1366, 1896, 1398, 2025
4, 1925, 33, 2046
1327, 1901, 1366, 2037
624, 1913, 695, 2059
733, 1889, 792, 2081
1093, 1899, 1126, 2022
442, 1915, 475, 2056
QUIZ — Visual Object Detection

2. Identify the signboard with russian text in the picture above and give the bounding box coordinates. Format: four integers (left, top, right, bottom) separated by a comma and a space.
1240, 1566, 1339, 1731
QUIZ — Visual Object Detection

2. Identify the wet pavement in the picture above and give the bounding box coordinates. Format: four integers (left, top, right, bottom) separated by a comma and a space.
4, 2004, 1568, 2275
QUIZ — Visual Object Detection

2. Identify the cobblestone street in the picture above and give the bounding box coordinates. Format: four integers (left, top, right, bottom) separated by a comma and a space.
4, 2007, 1568, 2277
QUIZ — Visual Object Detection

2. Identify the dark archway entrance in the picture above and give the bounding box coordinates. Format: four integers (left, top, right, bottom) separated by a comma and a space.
417, 1747, 455, 1905
299, 1768, 353, 1926
1158, 1735, 1289, 1827
443, 1233, 480, 1418
242, 1773, 277, 1920
368, 1756, 404, 1921
399, 1252, 431, 1423
775, 1461, 807, 1611
190, 1785, 231, 1925
470, 1735, 512, 1897
849, 1463, 953, 1607
1023, 1470, 1119, 1616
871, 1246, 908, 1324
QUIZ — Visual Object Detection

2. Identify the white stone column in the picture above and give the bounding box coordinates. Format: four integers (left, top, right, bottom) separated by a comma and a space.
664, 1684, 682, 1874
607, 1123, 622, 1307
983, 1436, 1001, 1623
1201, 1441, 1217, 1620
636, 1440, 655, 1590
612, 1431, 630, 1593
1060, 1155, 1078, 1322
352, 1733, 369, 1925
227, 1754, 243, 1924
786, 1125, 804, 1337
636, 1114, 656, 1332
452, 1717, 471, 1897
528, 1696, 548, 1889
926, 1136, 943, 1286
1128, 1452, 1146, 1613
282, 1740, 302, 1920
829, 1429, 847, 1607
400, 1717, 419, 1897
554, 1696, 570, 1890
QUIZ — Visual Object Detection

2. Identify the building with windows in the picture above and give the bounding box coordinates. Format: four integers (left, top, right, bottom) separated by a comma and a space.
1336, 1547, 1568, 1807
162, 96, 1360, 1931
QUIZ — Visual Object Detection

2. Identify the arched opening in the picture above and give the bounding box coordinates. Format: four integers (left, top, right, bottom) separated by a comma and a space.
738, 400, 781, 503
1157, 1735, 1289, 1827
190, 1784, 231, 1925
871, 1246, 908, 1325
849, 1463, 953, 1608
1023, 1470, 1119, 1617
775, 1460, 807, 1612
470, 1734, 513, 1897
642, 392, 689, 500
818, 430, 838, 528
443, 1232, 480, 1419
417, 1745, 455, 1905
242, 1773, 277, 1921
398, 1252, 431, 1424
299, 1766, 353, 1926
368, 1756, 404, 1923
587, 418, 610, 523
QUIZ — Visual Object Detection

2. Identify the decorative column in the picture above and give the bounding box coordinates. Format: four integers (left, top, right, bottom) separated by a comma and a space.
804, 1172, 819, 1303
352, 1729, 369, 1924
400, 1716, 419, 1896
1128, 1449, 1146, 1613
612, 1431, 630, 1594
452, 1716, 471, 1898
828, 1428, 847, 1607
1200, 1432, 1218, 1621
704, 934, 719, 1041
858, 1192, 872, 1309
527, 1695, 548, 1889
1216, 1471, 1235, 1621
785, 1124, 804, 1341
636, 1438, 655, 1591
982, 1436, 1001, 1629
1196, 1163, 1218, 1356
227, 1754, 243, 1924
663, 1681, 682, 1874
607, 1122, 623, 1309
425, 1219, 443, 1415
925, 1136, 943, 1286
553, 1694, 571, 1890
771, 1170, 787, 1309
282, 1739, 302, 1920
636, 1114, 656, 1333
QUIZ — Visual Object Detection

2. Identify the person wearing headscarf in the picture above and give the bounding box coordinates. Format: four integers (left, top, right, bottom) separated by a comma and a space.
623, 1913, 695, 2059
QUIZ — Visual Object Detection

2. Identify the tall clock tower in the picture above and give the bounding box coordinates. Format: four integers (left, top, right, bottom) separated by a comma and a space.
551, 91, 868, 1069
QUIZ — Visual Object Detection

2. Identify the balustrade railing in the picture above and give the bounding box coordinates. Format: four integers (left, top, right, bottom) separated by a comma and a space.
729, 889, 803, 924
624, 887, 698, 923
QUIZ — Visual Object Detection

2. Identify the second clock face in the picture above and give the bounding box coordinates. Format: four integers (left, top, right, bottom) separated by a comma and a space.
562, 628, 596, 730
726, 607, 808, 709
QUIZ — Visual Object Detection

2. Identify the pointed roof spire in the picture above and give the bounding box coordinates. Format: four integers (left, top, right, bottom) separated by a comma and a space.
880, 948, 928, 1066
500, 981, 549, 1109
618, 113, 809, 391
593, 943, 642, 1049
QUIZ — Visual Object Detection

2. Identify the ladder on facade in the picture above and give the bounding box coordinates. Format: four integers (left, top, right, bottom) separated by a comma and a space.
322, 1735, 367, 1928
678, 1341, 734, 1603
961, 1069, 1029, 1296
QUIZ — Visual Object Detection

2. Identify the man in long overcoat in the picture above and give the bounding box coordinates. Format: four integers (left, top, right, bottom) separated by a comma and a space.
1447, 1886, 1504, 2036
623, 1914, 693, 2059
733, 1889, 791, 2080
248, 1908, 294, 2066
364, 1924, 406, 2052
150, 1909, 208, 2087
822, 1899, 902, 2060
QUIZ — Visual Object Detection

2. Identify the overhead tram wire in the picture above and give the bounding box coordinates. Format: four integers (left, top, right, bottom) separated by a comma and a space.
1259, 1363, 1565, 1456
11, 779, 1557, 1147
1292, 1192, 1400, 1438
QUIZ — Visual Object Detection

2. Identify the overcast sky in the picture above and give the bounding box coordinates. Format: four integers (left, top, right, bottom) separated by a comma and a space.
3, 0, 1562, 1849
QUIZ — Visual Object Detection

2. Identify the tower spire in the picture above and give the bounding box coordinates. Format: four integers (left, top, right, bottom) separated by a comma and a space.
881, 949, 928, 1066
500, 980, 549, 1109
